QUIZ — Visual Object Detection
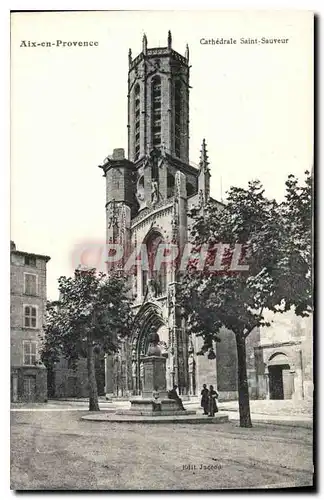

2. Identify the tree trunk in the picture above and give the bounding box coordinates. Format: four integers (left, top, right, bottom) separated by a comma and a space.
235, 334, 252, 427
87, 333, 100, 411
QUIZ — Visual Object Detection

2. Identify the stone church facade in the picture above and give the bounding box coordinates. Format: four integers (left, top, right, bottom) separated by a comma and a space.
90, 30, 313, 404
45, 32, 312, 404
99, 32, 239, 400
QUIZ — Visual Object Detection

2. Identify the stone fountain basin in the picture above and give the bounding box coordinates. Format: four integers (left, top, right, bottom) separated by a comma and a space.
115, 398, 196, 416
115, 409, 197, 416
81, 412, 229, 423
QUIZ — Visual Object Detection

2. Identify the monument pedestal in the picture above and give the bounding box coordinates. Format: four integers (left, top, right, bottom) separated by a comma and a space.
116, 333, 192, 417
141, 355, 167, 399
120, 353, 191, 416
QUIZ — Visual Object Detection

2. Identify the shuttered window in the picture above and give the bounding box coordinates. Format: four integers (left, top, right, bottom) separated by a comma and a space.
24, 305, 37, 328
24, 273, 37, 296
23, 341, 37, 365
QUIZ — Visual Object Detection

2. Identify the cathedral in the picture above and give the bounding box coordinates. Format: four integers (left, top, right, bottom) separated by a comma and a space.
99, 32, 239, 400
49, 31, 312, 404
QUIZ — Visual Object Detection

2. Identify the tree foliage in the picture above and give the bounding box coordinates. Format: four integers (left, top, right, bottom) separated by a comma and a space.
41, 269, 134, 410
179, 172, 312, 427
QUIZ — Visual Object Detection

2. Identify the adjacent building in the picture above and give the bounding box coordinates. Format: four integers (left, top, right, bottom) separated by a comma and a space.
47, 354, 105, 399
10, 241, 50, 402
253, 310, 313, 401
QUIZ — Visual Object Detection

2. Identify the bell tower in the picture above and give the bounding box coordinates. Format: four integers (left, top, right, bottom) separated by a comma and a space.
127, 31, 190, 165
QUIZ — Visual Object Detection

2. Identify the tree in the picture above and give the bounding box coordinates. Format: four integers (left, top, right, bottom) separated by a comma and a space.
179, 172, 312, 427
278, 171, 313, 316
41, 269, 134, 411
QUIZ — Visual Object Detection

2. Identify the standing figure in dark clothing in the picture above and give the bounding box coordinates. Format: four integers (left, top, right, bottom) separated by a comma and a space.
167, 385, 185, 410
200, 384, 209, 415
208, 385, 219, 417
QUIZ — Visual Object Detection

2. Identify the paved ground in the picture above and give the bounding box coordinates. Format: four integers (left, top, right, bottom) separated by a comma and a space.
219, 399, 313, 416
218, 400, 313, 428
11, 398, 313, 427
11, 410, 314, 490
11, 397, 313, 414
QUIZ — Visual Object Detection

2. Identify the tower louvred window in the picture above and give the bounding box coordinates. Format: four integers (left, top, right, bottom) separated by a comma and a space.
151, 76, 162, 148
134, 84, 141, 161
174, 80, 182, 158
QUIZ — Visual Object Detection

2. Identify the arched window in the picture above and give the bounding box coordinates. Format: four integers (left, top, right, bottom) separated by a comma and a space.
151, 76, 162, 149
142, 231, 167, 297
134, 84, 141, 161
174, 80, 182, 158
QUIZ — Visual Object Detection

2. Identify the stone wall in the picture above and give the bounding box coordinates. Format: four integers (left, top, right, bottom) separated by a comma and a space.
11, 366, 47, 402
53, 358, 89, 398
52, 356, 105, 398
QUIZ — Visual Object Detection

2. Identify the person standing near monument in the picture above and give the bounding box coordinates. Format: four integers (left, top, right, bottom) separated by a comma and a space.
200, 384, 209, 415
208, 385, 219, 417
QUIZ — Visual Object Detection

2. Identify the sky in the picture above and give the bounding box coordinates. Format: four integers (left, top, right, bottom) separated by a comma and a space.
10, 10, 313, 300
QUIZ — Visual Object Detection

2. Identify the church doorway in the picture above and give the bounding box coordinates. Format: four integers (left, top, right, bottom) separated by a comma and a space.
132, 302, 169, 395
268, 353, 294, 400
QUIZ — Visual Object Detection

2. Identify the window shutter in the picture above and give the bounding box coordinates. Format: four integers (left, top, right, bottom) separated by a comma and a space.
25, 274, 37, 295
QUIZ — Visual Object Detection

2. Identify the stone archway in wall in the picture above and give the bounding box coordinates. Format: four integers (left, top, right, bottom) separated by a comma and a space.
267, 352, 294, 400
131, 302, 169, 395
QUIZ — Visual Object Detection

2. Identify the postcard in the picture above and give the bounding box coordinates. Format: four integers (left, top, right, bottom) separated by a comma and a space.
10, 10, 314, 491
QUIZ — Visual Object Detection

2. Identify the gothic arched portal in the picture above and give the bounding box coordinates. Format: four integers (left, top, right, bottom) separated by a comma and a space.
131, 302, 171, 395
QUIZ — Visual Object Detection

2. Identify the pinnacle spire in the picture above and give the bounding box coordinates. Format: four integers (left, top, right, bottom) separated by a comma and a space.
199, 138, 209, 171
128, 48, 132, 66
142, 33, 147, 54
168, 30, 172, 49
185, 43, 189, 62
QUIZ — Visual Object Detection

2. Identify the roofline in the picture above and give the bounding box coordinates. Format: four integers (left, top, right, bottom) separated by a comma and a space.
210, 196, 226, 208
187, 193, 225, 207
98, 158, 135, 175
165, 153, 199, 176
129, 47, 188, 72
11, 250, 51, 262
